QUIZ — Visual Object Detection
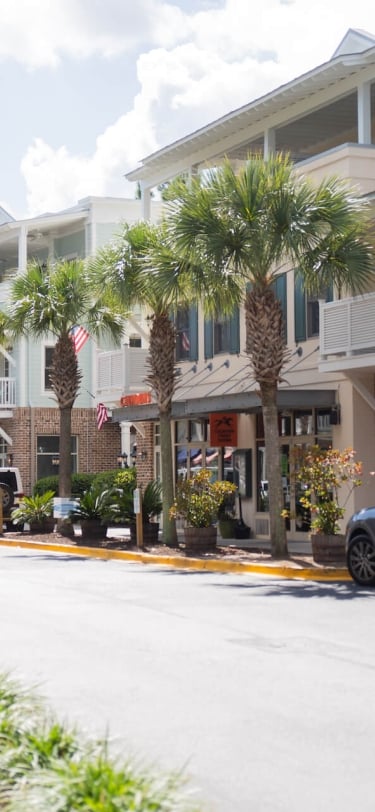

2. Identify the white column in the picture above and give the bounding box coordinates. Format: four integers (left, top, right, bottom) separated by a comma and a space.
141, 185, 152, 221
120, 421, 132, 460
18, 225, 28, 272
357, 81, 372, 144
264, 128, 276, 158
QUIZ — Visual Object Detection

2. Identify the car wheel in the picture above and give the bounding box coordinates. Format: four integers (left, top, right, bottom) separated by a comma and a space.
347, 535, 375, 586
0, 483, 14, 512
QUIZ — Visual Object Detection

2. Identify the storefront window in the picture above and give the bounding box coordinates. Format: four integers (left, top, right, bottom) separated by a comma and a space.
256, 408, 333, 531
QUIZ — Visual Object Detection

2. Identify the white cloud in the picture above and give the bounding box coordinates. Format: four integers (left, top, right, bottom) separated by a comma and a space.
14, 0, 375, 215
0, 0, 190, 68
21, 102, 158, 214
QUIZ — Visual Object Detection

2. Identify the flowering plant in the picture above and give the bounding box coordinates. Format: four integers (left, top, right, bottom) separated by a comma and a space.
297, 446, 362, 535
169, 468, 236, 528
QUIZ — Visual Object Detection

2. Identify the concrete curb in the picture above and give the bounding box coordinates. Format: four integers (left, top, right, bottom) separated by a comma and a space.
0, 537, 351, 582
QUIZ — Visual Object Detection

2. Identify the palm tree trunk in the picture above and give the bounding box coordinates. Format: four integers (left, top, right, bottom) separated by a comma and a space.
260, 382, 288, 558
159, 410, 177, 546
59, 406, 72, 498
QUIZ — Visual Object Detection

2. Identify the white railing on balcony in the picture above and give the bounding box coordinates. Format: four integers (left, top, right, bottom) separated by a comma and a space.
320, 293, 375, 358
97, 347, 148, 399
0, 378, 16, 407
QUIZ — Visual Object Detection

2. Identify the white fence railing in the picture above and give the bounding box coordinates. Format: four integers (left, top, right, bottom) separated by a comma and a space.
97, 347, 148, 399
0, 378, 16, 407
320, 293, 375, 358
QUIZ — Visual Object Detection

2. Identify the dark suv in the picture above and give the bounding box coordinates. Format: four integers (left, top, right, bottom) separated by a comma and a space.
346, 507, 375, 586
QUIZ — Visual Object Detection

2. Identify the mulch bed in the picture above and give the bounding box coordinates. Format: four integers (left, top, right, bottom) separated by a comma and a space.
2, 529, 319, 569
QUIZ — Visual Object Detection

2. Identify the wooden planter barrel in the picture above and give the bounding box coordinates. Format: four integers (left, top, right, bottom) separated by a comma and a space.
311, 533, 346, 564
183, 525, 217, 553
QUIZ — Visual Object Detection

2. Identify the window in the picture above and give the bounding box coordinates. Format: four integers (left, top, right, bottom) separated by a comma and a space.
44, 346, 54, 390
175, 306, 198, 362
204, 307, 240, 358
294, 273, 332, 341
129, 336, 142, 348
37, 435, 77, 480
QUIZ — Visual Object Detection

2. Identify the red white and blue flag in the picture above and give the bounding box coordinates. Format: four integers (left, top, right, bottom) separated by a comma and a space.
96, 402, 109, 431
70, 325, 90, 353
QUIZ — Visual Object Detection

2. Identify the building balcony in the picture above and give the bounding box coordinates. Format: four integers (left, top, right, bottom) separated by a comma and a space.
319, 293, 375, 374
97, 346, 149, 406
295, 143, 375, 197
0, 378, 16, 411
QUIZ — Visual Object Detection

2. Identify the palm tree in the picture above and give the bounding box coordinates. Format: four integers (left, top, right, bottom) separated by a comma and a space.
91, 221, 219, 547
9, 259, 126, 498
167, 154, 375, 558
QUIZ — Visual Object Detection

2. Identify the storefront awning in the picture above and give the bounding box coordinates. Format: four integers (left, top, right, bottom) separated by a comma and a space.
112, 389, 336, 423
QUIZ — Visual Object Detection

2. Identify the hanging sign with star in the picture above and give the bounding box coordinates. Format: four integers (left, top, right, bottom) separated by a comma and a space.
210, 413, 238, 447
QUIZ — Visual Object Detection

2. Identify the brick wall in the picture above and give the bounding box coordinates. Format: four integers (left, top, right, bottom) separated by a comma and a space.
5, 407, 121, 495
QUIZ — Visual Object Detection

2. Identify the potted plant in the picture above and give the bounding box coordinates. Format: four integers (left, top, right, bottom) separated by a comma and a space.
68, 485, 114, 543
107, 479, 163, 545
218, 492, 237, 539
10, 490, 56, 533
297, 446, 363, 563
170, 469, 237, 552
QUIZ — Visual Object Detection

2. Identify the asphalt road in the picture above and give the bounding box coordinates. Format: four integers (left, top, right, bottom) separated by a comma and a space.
1, 546, 375, 812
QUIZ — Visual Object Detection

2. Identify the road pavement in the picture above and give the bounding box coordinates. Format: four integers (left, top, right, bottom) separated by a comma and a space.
1, 546, 374, 812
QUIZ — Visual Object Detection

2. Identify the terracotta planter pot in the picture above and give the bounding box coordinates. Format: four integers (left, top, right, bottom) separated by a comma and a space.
311, 533, 346, 564
184, 525, 217, 553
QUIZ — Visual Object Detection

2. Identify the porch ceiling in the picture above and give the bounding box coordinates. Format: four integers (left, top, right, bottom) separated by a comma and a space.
127, 47, 375, 186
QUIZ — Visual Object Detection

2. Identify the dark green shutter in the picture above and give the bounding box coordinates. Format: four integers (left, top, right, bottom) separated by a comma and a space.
294, 273, 306, 342
229, 307, 240, 354
204, 317, 213, 359
272, 274, 287, 341
189, 305, 198, 361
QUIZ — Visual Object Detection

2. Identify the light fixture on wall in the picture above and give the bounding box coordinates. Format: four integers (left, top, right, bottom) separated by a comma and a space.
6, 453, 13, 466
130, 444, 137, 466
52, 456, 59, 466
117, 452, 128, 468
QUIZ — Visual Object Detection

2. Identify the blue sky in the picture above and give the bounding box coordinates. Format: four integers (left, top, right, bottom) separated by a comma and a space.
1, 0, 375, 219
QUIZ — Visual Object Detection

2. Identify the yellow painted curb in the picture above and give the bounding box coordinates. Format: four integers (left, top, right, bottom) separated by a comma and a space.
0, 537, 351, 581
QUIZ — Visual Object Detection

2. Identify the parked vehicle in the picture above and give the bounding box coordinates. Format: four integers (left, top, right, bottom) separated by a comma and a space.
345, 507, 375, 586
0, 467, 24, 529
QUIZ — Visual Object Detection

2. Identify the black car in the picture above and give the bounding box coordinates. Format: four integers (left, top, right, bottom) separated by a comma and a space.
346, 507, 375, 586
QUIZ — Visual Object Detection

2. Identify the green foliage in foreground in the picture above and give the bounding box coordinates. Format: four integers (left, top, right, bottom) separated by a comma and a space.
34, 473, 96, 498
0, 673, 200, 811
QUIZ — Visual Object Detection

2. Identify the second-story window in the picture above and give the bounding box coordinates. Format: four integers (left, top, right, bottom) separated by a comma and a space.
44, 346, 54, 390
204, 307, 240, 359
294, 273, 333, 342
175, 305, 198, 363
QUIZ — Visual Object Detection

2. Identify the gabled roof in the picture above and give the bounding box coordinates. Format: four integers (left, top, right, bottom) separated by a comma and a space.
0, 206, 15, 225
332, 28, 375, 58
127, 29, 375, 187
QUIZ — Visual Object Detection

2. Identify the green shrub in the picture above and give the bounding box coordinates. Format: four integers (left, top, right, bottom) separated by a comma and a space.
34, 473, 96, 498
92, 468, 137, 492
0, 673, 198, 811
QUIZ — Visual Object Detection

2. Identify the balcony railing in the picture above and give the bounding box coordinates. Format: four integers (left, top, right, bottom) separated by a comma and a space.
0, 378, 16, 408
97, 346, 149, 403
320, 293, 375, 363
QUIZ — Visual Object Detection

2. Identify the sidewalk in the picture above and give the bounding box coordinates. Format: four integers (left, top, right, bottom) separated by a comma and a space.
0, 533, 351, 582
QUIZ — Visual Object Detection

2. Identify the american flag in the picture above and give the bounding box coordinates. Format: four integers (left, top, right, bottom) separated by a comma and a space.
70, 325, 90, 353
181, 331, 190, 352
96, 402, 109, 431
